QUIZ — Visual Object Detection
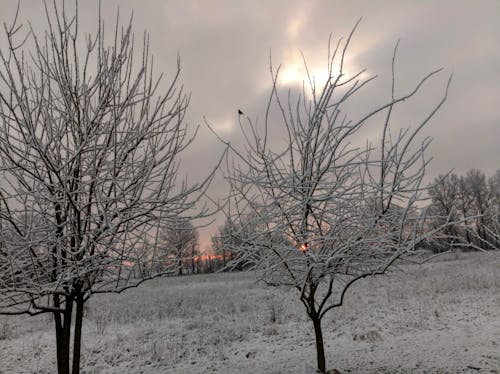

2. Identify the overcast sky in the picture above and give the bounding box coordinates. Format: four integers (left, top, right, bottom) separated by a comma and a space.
1, 0, 499, 247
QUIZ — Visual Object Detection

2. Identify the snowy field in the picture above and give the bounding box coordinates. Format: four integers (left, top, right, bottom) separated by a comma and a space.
0, 252, 499, 374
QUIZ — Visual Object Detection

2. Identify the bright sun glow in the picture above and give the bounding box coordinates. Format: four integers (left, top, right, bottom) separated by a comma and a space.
279, 63, 301, 86
278, 42, 367, 91
278, 60, 363, 92
279, 63, 332, 88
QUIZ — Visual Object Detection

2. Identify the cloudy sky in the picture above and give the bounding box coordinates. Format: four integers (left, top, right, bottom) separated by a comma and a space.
1, 0, 499, 247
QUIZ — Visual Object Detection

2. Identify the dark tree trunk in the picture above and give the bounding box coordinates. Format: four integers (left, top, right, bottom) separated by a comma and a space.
63, 297, 73, 373
54, 294, 74, 374
304, 283, 327, 373
53, 306, 66, 374
312, 316, 326, 373
72, 294, 85, 374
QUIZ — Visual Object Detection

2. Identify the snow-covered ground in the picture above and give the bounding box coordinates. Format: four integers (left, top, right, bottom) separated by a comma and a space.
1, 252, 499, 373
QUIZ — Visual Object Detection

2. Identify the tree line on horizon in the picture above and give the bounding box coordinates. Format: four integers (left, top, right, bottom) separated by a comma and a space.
426, 169, 499, 252
163, 168, 500, 276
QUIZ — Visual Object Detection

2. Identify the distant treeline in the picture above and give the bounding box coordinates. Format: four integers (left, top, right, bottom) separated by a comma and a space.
426, 169, 499, 252
154, 168, 500, 276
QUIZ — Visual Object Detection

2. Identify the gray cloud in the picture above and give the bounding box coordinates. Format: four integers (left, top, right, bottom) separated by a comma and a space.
1, 0, 498, 245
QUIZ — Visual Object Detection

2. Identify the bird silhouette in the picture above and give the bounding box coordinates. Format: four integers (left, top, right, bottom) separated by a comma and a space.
238, 109, 244, 115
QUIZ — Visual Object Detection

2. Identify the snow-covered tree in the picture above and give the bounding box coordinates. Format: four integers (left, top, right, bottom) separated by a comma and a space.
427, 174, 462, 251
427, 169, 500, 252
160, 219, 199, 275
210, 219, 238, 270
0, 2, 216, 373
214, 24, 452, 373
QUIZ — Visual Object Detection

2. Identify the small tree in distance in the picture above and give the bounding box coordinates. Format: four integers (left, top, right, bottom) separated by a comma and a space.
0, 2, 217, 374
212, 22, 452, 373
427, 173, 461, 252
160, 219, 199, 275
210, 219, 236, 270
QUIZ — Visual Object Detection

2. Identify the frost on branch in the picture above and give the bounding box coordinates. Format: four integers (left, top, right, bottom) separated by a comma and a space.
0, 2, 214, 315
213, 23, 452, 373
0, 4, 219, 372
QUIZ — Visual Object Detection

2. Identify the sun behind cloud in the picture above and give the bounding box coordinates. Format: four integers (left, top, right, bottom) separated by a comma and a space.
277, 49, 367, 96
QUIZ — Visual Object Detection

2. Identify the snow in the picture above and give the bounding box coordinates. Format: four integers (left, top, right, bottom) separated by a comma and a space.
0, 251, 499, 373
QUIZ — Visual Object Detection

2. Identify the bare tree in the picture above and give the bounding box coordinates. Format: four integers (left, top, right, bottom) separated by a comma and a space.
210, 220, 234, 270
428, 169, 500, 251
457, 175, 475, 246
212, 24, 452, 373
427, 174, 461, 251
160, 218, 199, 275
211, 213, 278, 271
0, 2, 216, 374
462, 169, 497, 249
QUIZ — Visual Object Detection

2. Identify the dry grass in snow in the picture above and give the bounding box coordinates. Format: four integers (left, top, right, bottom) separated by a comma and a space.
0, 251, 499, 373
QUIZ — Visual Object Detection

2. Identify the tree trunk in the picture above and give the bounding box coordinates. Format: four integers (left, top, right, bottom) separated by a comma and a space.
54, 295, 73, 374
72, 294, 85, 374
53, 309, 66, 374
312, 316, 326, 373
